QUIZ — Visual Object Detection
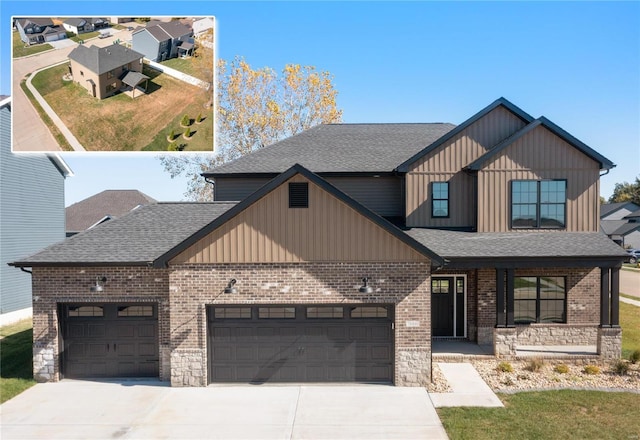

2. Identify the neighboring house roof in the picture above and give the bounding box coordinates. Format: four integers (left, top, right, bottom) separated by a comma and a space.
13, 165, 445, 268
601, 202, 640, 218
406, 229, 627, 268
204, 123, 455, 175
65, 189, 156, 234
464, 117, 615, 171
16, 17, 54, 28
611, 222, 640, 237
136, 21, 192, 42
68, 44, 144, 75
13, 203, 236, 266
64, 18, 87, 27
623, 208, 640, 220
601, 220, 627, 235
395, 97, 535, 172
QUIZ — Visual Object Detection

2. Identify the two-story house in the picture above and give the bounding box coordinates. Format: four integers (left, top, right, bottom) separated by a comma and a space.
68, 43, 148, 99
62, 18, 110, 35
131, 21, 194, 62
601, 202, 640, 248
15, 18, 67, 45
11, 98, 626, 387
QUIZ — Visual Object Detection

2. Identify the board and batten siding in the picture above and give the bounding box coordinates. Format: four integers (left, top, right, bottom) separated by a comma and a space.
477, 125, 600, 232
0, 104, 67, 317
171, 174, 426, 264
406, 106, 528, 228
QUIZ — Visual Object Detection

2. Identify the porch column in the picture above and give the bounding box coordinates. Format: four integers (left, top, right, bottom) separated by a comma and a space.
496, 268, 505, 327
610, 267, 620, 327
506, 269, 515, 327
600, 268, 610, 327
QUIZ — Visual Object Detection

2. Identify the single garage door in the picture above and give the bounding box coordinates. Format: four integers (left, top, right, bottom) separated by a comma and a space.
208, 305, 393, 383
61, 303, 159, 378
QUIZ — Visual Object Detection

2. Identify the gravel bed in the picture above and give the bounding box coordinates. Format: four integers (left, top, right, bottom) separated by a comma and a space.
429, 359, 640, 393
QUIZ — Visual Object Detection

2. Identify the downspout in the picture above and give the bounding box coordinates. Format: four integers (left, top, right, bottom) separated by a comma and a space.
20, 267, 32, 275
599, 169, 610, 178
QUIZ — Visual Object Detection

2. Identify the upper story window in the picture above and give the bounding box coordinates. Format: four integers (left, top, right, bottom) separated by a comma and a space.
107, 70, 115, 79
289, 182, 309, 208
431, 182, 449, 218
511, 180, 566, 229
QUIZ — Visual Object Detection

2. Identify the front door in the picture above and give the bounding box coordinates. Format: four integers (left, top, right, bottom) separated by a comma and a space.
431, 276, 466, 337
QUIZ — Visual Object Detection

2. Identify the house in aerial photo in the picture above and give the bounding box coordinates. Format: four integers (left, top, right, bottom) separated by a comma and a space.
131, 20, 195, 62
11, 98, 626, 386
67, 44, 148, 99
62, 17, 110, 35
15, 17, 67, 45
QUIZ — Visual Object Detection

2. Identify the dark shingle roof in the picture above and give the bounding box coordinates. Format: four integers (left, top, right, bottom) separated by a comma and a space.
17, 18, 54, 28
206, 123, 456, 175
612, 222, 640, 236
141, 21, 192, 41
16, 202, 236, 266
406, 229, 628, 260
623, 209, 640, 220
120, 71, 149, 87
601, 202, 640, 219
66, 190, 157, 233
68, 44, 144, 75
601, 220, 628, 235
64, 18, 87, 27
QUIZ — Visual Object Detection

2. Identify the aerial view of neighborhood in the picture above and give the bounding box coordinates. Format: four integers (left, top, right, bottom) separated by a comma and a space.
12, 16, 215, 152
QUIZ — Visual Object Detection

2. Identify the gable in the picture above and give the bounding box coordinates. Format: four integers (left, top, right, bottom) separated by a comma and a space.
407, 105, 529, 173
170, 174, 427, 264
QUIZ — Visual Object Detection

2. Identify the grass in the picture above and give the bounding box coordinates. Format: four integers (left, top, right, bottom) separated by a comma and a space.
69, 31, 100, 43
142, 104, 214, 151
19, 77, 73, 151
621, 300, 640, 359
31, 64, 213, 151
158, 48, 213, 82
12, 30, 53, 58
0, 319, 36, 404
438, 390, 640, 440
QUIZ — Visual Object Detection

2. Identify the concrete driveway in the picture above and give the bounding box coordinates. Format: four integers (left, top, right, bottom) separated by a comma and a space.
0, 380, 448, 439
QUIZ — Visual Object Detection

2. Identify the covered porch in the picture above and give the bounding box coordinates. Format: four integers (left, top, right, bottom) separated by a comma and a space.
120, 71, 149, 98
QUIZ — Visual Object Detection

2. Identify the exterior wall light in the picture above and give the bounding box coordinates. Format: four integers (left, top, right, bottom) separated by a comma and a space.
224, 278, 238, 294
359, 277, 373, 294
90, 276, 107, 292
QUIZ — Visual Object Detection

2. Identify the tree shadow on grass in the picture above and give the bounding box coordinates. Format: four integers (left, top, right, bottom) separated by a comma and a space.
1, 329, 34, 380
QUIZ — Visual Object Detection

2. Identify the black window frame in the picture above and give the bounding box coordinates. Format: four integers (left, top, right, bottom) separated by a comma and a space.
514, 276, 567, 324
431, 181, 449, 218
511, 179, 567, 229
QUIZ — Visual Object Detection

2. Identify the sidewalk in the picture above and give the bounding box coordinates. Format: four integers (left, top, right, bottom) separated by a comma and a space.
621, 296, 640, 307
429, 363, 504, 408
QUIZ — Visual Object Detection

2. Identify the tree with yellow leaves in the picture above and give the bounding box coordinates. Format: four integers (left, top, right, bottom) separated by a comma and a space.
160, 57, 342, 201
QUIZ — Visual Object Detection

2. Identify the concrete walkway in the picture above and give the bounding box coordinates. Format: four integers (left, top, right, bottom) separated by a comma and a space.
621, 296, 640, 307
0, 381, 448, 439
429, 363, 504, 408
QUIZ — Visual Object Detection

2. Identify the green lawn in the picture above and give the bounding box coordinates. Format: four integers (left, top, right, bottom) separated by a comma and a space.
621, 301, 640, 358
142, 105, 214, 151
158, 47, 213, 83
438, 390, 640, 440
0, 319, 36, 404
70, 31, 100, 42
12, 31, 53, 58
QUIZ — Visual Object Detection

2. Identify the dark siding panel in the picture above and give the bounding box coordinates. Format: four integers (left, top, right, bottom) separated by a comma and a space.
327, 176, 403, 217
214, 178, 273, 201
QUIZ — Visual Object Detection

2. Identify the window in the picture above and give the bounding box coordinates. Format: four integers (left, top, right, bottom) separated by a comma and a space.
514, 276, 566, 324
306, 307, 344, 319
68, 306, 103, 317
431, 182, 449, 218
289, 182, 309, 208
214, 307, 251, 319
106, 82, 117, 93
107, 70, 114, 79
350, 306, 388, 318
511, 180, 566, 228
431, 279, 450, 294
258, 307, 295, 319
117, 305, 154, 317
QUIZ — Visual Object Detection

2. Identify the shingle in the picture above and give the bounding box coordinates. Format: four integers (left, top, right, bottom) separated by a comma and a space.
16, 202, 236, 265
600, 220, 628, 235
206, 123, 456, 174
406, 229, 628, 259
611, 222, 640, 236
64, 18, 87, 27
68, 44, 145, 75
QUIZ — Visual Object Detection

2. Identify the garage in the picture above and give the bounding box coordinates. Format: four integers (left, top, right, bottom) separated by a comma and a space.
208, 305, 394, 383
61, 303, 159, 379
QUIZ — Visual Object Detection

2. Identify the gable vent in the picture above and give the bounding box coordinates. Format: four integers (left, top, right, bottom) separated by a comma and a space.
289, 182, 309, 208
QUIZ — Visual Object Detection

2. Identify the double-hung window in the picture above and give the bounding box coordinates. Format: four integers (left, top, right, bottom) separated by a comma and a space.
511, 180, 566, 228
431, 182, 449, 218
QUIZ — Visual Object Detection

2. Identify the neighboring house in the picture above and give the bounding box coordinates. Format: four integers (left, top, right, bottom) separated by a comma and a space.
66, 189, 157, 236
600, 202, 640, 247
192, 17, 214, 38
0, 97, 72, 326
67, 43, 148, 99
12, 98, 626, 387
15, 18, 67, 45
62, 17, 109, 35
131, 21, 194, 61
109, 17, 133, 24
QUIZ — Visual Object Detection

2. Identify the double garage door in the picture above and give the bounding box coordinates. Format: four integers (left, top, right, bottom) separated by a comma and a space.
208, 305, 394, 383
61, 303, 159, 379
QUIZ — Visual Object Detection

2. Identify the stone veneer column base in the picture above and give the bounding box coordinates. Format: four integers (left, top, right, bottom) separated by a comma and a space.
493, 327, 517, 357
477, 327, 494, 345
33, 345, 56, 382
597, 327, 622, 359
396, 350, 431, 386
171, 349, 207, 387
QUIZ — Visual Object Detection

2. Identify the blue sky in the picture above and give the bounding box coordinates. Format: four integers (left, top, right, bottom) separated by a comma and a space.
2, 1, 638, 205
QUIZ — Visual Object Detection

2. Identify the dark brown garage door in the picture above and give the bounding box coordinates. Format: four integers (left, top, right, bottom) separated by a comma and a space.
61, 303, 159, 378
207, 305, 394, 383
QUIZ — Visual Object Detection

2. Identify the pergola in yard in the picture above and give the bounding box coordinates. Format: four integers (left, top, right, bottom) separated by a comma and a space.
120, 71, 150, 98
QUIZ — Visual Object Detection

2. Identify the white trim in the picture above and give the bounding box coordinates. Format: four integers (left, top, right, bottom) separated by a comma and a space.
0, 307, 33, 327
0, 96, 11, 108
432, 274, 467, 338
